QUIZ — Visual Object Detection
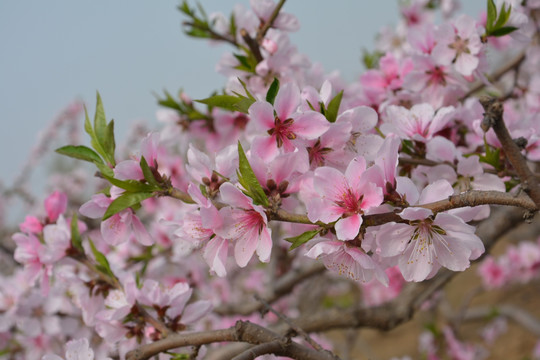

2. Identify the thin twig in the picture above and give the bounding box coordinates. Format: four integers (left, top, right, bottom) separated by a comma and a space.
464, 304, 540, 336
256, 0, 287, 43
255, 294, 325, 352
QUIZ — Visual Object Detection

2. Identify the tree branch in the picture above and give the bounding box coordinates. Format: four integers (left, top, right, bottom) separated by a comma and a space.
126, 320, 339, 360
480, 98, 540, 208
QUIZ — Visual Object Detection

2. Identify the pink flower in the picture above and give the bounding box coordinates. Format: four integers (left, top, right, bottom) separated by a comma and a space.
432, 15, 483, 76
375, 180, 485, 281
79, 193, 153, 246
42, 338, 108, 360
306, 157, 383, 240
44, 191, 67, 223
383, 103, 455, 142
137, 280, 212, 325
215, 183, 272, 267
249, 83, 330, 161
19, 215, 43, 234
250, 0, 300, 32
305, 238, 388, 285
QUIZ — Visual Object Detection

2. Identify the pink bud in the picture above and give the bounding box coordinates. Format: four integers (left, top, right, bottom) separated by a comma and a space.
44, 191, 67, 222
19, 215, 43, 234
262, 38, 278, 54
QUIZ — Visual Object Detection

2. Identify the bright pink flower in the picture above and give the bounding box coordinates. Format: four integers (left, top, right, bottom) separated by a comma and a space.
19, 215, 43, 234
306, 157, 383, 240
44, 191, 67, 223
249, 83, 330, 161
477, 256, 507, 289
215, 183, 272, 267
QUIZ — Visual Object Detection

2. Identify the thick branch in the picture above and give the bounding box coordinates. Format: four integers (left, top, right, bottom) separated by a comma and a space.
126, 320, 338, 360
480, 98, 540, 208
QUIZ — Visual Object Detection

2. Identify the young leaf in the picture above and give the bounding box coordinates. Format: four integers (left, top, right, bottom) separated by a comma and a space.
88, 237, 115, 278
94, 92, 107, 144
490, 26, 518, 37
70, 213, 84, 253
325, 90, 344, 123
94, 161, 114, 178
103, 192, 154, 220
100, 173, 157, 193
285, 229, 320, 250
237, 142, 269, 207
196, 94, 243, 112
55, 145, 103, 164
140, 156, 161, 188
486, 0, 497, 32
265, 78, 280, 105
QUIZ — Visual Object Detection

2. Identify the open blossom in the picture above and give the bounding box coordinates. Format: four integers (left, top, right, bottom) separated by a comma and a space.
79, 193, 153, 246
306, 157, 383, 240
249, 83, 330, 161
432, 14, 483, 76
215, 183, 272, 267
42, 338, 110, 360
374, 180, 485, 281
383, 103, 455, 142
305, 236, 388, 285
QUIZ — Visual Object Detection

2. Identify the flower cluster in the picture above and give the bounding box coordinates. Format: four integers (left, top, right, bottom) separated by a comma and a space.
2, 0, 540, 359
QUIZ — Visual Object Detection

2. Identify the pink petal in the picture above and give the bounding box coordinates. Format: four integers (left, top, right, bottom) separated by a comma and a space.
313, 166, 348, 202
455, 52, 479, 76
335, 214, 362, 240
248, 101, 275, 130
274, 83, 300, 120
304, 240, 341, 259
418, 179, 454, 204
182, 300, 213, 324
101, 213, 130, 246
377, 223, 415, 257
203, 236, 229, 277
220, 183, 253, 209
290, 111, 330, 139
44, 191, 67, 222
234, 227, 259, 267
114, 159, 143, 180
251, 135, 280, 162
131, 215, 154, 246
256, 227, 272, 263
345, 157, 367, 190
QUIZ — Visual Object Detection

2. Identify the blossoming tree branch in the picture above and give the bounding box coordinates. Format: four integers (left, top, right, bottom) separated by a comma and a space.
3, 0, 540, 359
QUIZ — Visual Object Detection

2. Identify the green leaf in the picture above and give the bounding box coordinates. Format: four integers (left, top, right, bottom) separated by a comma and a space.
490, 26, 518, 37
94, 161, 114, 178
140, 156, 161, 188
103, 192, 154, 220
234, 96, 256, 114
237, 77, 255, 100
88, 237, 115, 278
494, 3, 511, 30
70, 213, 84, 252
103, 120, 116, 166
285, 229, 320, 250
325, 90, 344, 123
196, 94, 243, 112
265, 78, 280, 105
362, 49, 383, 69
487, 0, 497, 32
94, 92, 107, 144
55, 145, 104, 164
237, 142, 269, 207
101, 173, 157, 193
479, 138, 501, 170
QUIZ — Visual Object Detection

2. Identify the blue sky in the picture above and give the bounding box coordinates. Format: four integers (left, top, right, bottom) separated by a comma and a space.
0, 1, 484, 186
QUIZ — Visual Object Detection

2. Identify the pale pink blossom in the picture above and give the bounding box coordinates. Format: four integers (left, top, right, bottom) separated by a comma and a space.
44, 191, 67, 223
216, 183, 272, 267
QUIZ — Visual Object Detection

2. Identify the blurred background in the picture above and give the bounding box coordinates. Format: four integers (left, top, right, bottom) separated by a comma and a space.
0, 1, 484, 185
